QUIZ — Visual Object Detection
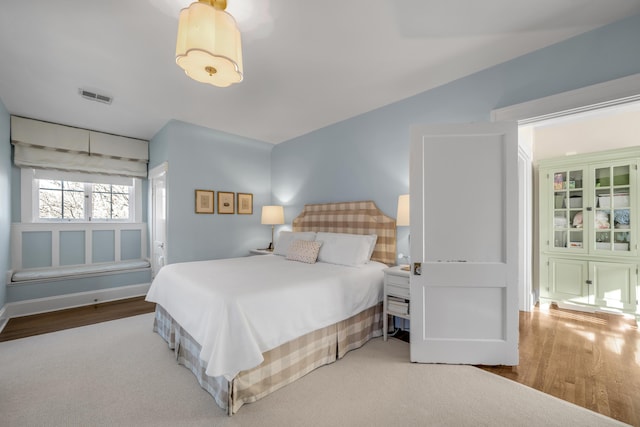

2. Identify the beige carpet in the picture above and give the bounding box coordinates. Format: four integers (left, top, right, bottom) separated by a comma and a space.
0, 313, 628, 427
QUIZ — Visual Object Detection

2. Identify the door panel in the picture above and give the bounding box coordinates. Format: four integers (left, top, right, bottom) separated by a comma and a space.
592, 262, 637, 310
549, 258, 589, 303
410, 122, 519, 365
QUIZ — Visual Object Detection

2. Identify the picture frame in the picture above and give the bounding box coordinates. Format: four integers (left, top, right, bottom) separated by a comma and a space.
195, 190, 214, 214
218, 191, 235, 214
237, 193, 253, 215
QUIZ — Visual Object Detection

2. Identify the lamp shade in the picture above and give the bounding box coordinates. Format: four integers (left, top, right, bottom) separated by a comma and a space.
176, 1, 243, 87
396, 194, 410, 226
261, 206, 284, 225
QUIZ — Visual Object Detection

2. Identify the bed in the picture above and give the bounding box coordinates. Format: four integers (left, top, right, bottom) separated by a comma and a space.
146, 201, 397, 415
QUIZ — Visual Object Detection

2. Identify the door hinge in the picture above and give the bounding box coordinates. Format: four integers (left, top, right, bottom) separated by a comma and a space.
547, 173, 550, 179
586, 280, 593, 285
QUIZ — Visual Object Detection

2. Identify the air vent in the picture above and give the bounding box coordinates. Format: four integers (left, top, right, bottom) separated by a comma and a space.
79, 88, 112, 105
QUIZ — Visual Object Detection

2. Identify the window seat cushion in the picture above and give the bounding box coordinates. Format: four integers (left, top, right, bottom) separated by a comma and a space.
11, 259, 151, 282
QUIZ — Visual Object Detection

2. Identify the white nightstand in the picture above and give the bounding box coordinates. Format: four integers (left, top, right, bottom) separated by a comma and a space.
250, 248, 274, 255
383, 266, 410, 341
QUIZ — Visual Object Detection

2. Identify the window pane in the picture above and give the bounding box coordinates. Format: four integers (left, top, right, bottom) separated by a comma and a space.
39, 179, 62, 190
92, 192, 111, 219
64, 181, 84, 191
39, 189, 62, 218
112, 193, 130, 219
93, 183, 110, 193
112, 185, 128, 194
63, 190, 84, 219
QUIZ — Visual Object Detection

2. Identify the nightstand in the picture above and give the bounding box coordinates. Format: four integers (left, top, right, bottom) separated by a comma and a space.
250, 248, 274, 255
383, 266, 410, 341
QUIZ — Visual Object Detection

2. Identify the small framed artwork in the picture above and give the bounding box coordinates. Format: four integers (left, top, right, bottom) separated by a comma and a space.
195, 190, 215, 214
218, 191, 235, 214
237, 193, 253, 215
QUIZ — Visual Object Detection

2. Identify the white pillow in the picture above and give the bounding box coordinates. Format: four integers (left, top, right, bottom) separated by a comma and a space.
316, 232, 378, 267
273, 231, 317, 256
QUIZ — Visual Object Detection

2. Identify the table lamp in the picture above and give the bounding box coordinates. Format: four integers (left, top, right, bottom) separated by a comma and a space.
261, 205, 284, 250
396, 194, 410, 270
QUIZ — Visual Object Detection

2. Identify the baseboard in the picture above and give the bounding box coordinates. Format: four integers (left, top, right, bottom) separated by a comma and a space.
550, 300, 638, 322
554, 301, 598, 314
1, 283, 151, 322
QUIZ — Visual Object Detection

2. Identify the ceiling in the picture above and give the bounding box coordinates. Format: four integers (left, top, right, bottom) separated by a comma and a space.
1, 1, 639, 145
532, 101, 640, 160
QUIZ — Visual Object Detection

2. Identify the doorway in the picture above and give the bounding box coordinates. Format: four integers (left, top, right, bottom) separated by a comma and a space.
492, 72, 640, 312
149, 162, 168, 278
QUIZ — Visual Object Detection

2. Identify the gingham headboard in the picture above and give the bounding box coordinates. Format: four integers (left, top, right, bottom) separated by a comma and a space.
292, 201, 397, 266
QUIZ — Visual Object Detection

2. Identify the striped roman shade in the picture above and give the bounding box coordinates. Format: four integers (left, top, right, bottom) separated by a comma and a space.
292, 200, 397, 266
11, 116, 148, 178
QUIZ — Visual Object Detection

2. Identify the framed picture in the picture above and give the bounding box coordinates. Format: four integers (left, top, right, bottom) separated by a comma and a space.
237, 193, 253, 214
218, 191, 235, 214
195, 190, 214, 214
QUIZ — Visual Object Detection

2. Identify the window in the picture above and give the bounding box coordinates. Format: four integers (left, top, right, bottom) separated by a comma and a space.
37, 179, 132, 221
22, 169, 141, 223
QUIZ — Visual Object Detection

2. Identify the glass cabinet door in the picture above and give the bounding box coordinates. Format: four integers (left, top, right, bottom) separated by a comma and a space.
593, 163, 633, 254
551, 169, 585, 250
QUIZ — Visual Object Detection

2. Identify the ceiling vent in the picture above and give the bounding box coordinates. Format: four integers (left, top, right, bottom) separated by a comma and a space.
79, 88, 112, 105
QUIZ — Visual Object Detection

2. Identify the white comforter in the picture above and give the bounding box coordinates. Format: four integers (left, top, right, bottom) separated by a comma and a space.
145, 255, 385, 380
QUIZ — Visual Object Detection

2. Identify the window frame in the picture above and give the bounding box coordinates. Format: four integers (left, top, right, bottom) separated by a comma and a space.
21, 168, 142, 223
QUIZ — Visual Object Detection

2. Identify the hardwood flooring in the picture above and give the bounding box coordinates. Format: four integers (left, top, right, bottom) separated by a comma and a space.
479, 304, 639, 426
0, 299, 638, 425
0, 296, 155, 342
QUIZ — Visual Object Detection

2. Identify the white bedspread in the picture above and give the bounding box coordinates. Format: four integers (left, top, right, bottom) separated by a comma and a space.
145, 255, 385, 380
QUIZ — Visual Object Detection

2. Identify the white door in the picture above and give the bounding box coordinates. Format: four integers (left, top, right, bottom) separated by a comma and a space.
409, 122, 519, 365
149, 163, 168, 278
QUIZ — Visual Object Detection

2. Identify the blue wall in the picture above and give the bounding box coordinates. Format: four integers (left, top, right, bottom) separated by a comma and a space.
2, 13, 640, 307
272, 13, 640, 259
149, 120, 273, 263
0, 98, 10, 308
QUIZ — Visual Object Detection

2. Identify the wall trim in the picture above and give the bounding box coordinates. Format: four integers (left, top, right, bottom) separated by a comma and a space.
491, 73, 640, 124
0, 282, 150, 326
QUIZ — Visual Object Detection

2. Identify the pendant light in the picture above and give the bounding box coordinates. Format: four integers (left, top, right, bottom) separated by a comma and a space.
175, 0, 243, 87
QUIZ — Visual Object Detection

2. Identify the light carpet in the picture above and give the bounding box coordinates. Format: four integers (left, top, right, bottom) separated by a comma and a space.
0, 313, 628, 427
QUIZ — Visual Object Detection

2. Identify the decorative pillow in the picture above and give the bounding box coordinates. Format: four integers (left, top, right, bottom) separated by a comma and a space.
273, 231, 317, 256
316, 232, 378, 267
286, 240, 322, 264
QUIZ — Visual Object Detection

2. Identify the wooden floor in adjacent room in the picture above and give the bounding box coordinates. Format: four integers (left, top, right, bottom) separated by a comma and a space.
479, 304, 639, 426
0, 299, 638, 425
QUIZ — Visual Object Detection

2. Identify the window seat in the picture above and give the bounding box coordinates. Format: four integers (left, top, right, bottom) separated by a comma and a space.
10, 259, 151, 283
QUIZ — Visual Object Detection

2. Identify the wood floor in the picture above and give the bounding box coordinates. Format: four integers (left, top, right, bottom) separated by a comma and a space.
0, 296, 155, 342
479, 305, 639, 426
0, 299, 638, 425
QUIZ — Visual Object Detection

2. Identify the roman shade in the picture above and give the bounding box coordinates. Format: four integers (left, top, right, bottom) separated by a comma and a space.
11, 116, 149, 178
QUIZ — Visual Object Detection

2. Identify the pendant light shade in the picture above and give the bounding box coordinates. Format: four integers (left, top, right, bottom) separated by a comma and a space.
176, 0, 243, 88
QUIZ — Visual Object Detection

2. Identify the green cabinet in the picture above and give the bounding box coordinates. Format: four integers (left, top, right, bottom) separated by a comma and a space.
542, 258, 637, 312
538, 148, 640, 318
